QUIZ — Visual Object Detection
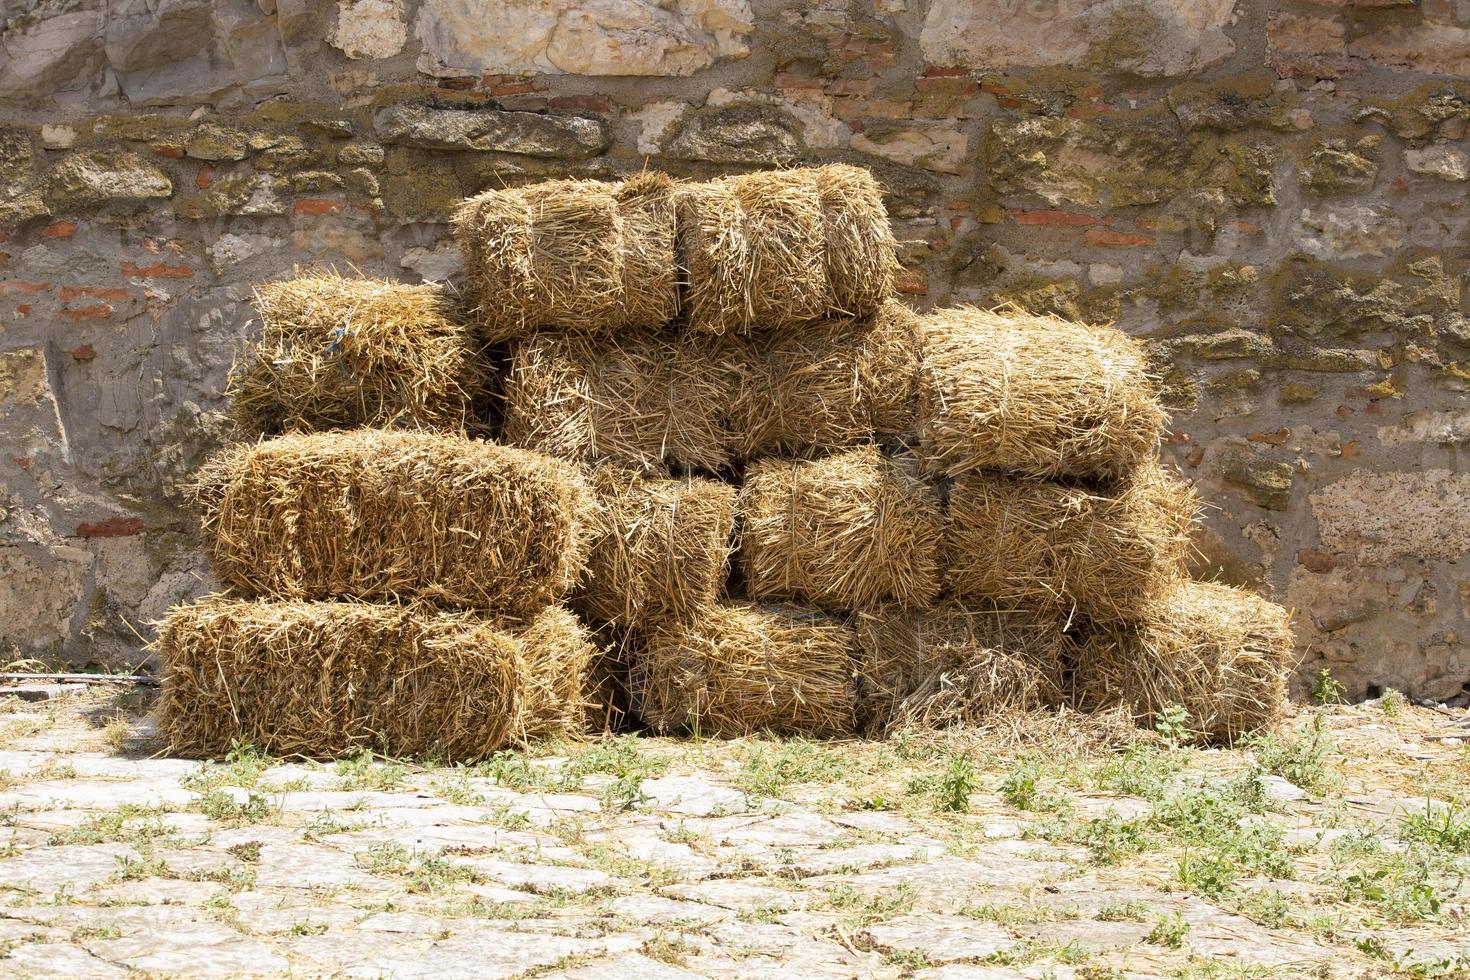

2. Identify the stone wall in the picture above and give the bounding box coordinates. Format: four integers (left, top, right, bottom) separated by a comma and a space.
1, 0, 1467, 700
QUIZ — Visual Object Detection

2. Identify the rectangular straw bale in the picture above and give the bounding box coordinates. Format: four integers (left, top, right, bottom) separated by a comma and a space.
1074, 579, 1293, 744
675, 164, 897, 334
817, 164, 899, 317
631, 602, 857, 738
855, 601, 1069, 735
513, 604, 596, 740
739, 447, 943, 611
946, 461, 1198, 620
453, 174, 676, 341
575, 466, 736, 627
503, 327, 744, 473
917, 306, 1167, 482
228, 273, 489, 438
735, 299, 921, 458
194, 430, 595, 615
156, 598, 524, 760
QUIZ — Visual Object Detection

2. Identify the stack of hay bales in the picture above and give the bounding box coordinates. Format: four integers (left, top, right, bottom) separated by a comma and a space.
157, 280, 600, 761
157, 162, 1293, 758
455, 165, 1293, 745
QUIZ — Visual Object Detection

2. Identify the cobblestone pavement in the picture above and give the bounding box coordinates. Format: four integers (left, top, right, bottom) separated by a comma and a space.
0, 689, 1464, 978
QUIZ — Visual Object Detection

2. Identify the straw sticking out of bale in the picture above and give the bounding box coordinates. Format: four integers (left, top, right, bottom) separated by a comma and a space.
157, 598, 524, 760
513, 605, 595, 741
855, 602, 1069, 735
1075, 579, 1293, 744
576, 467, 736, 627
816, 164, 898, 317
228, 274, 489, 438
917, 306, 1167, 482
503, 328, 742, 473
632, 603, 857, 737
740, 447, 943, 611
676, 165, 898, 334
194, 430, 595, 614
736, 300, 921, 457
454, 176, 677, 341
946, 461, 1198, 620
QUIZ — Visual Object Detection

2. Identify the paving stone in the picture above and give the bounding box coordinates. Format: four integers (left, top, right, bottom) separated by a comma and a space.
639, 775, 749, 816
663, 877, 810, 912
0, 942, 130, 977
341, 930, 640, 978
585, 826, 719, 880
274, 789, 445, 812
85, 930, 290, 976
805, 855, 1071, 910
541, 950, 706, 980
1068, 795, 1154, 821
92, 878, 226, 906
0, 843, 141, 894
606, 894, 730, 924
1014, 918, 1151, 949
227, 892, 362, 934
713, 812, 845, 849
0, 779, 196, 810
254, 842, 392, 891
782, 842, 945, 877
356, 911, 458, 934
830, 811, 918, 835
915, 967, 1030, 979
450, 857, 612, 895
863, 913, 1019, 962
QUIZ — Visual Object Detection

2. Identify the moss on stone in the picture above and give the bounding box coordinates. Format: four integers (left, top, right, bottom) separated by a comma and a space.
1298, 138, 1377, 196
1277, 382, 1321, 405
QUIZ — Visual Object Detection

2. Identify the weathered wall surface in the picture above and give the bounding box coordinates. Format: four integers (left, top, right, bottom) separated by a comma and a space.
1, 0, 1467, 699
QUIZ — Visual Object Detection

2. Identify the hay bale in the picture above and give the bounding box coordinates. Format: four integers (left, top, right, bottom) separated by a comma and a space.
194, 430, 595, 615
675, 165, 897, 334
453, 175, 677, 341
631, 602, 857, 737
736, 300, 921, 457
917, 306, 1167, 482
503, 328, 743, 473
1075, 579, 1293, 744
817, 164, 899, 317
946, 461, 1198, 620
227, 273, 489, 438
156, 598, 524, 760
739, 447, 943, 611
514, 604, 596, 740
855, 602, 1069, 735
576, 467, 736, 627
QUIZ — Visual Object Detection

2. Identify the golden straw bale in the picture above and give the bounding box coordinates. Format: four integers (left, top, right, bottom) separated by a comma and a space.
156, 598, 524, 760
675, 165, 897, 334
736, 300, 921, 457
816, 164, 898, 316
454, 175, 678, 340
576, 467, 736, 627
855, 601, 1069, 735
946, 461, 1198, 620
1075, 579, 1294, 744
513, 605, 596, 741
631, 603, 858, 737
228, 273, 488, 438
739, 447, 943, 611
194, 430, 595, 614
614, 171, 680, 329
503, 328, 743, 473
917, 306, 1167, 482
